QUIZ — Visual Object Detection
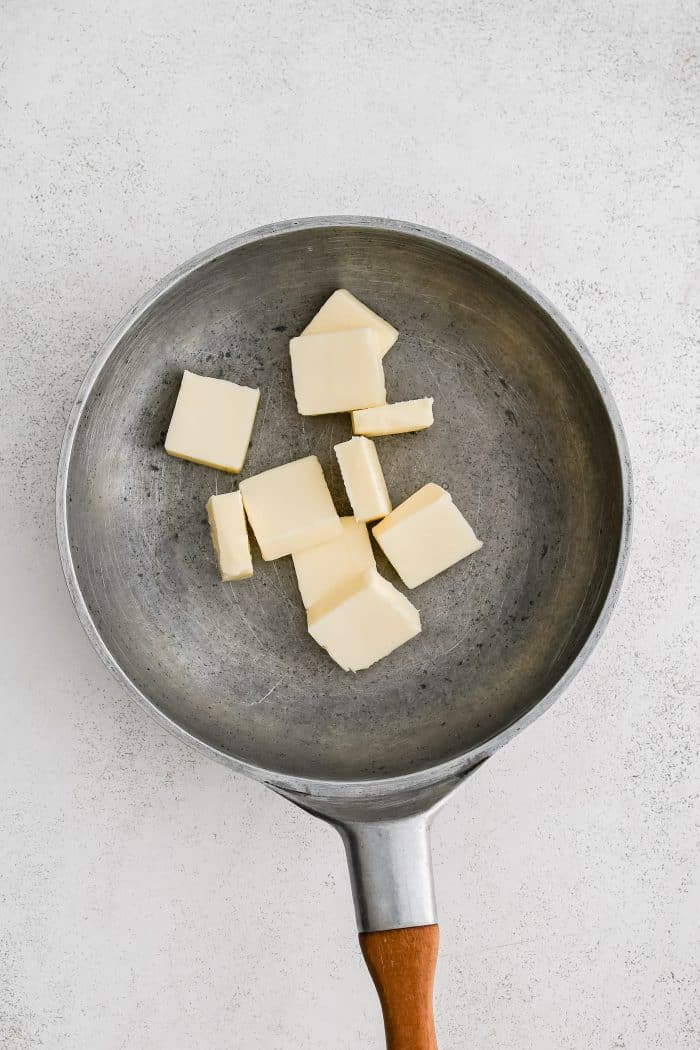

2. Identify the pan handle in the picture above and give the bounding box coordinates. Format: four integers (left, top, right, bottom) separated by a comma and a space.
278, 765, 485, 1047
336, 815, 440, 1049
360, 924, 439, 1050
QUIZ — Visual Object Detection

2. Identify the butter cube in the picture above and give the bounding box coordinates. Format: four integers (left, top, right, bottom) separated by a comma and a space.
373, 483, 482, 588
307, 569, 421, 671
352, 398, 434, 437
206, 491, 253, 581
334, 436, 392, 523
165, 370, 259, 473
289, 329, 386, 416
240, 455, 341, 560
292, 517, 375, 608
303, 289, 398, 358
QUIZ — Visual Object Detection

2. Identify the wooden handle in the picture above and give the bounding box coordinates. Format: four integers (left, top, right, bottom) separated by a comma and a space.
360, 924, 439, 1050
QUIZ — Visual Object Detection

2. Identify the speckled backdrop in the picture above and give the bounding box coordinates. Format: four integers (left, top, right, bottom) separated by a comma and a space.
1, 2, 698, 1048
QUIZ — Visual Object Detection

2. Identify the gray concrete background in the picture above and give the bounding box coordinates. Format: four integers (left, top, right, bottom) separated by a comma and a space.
1, 1, 698, 1047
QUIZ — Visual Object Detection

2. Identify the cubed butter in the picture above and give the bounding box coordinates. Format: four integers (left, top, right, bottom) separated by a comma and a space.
292, 517, 375, 608
165, 370, 259, 473
307, 569, 421, 671
289, 329, 386, 416
352, 398, 434, 437
240, 455, 341, 560
303, 289, 398, 358
206, 491, 253, 581
373, 483, 482, 588
334, 436, 392, 522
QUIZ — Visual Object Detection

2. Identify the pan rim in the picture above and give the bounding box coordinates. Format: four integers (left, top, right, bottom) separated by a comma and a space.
56, 215, 633, 799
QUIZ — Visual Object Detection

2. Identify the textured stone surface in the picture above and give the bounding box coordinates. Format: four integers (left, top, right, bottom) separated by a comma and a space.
1, 2, 698, 1048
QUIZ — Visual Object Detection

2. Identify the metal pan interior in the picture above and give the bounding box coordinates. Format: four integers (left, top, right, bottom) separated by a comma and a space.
62, 223, 626, 781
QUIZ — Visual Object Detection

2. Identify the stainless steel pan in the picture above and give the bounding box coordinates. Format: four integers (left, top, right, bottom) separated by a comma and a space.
57, 217, 632, 1048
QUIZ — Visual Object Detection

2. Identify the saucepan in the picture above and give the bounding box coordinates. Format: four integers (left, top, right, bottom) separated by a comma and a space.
57, 217, 632, 1048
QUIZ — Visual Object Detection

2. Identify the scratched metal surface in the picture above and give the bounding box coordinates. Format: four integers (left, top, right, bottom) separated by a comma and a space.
62, 223, 625, 781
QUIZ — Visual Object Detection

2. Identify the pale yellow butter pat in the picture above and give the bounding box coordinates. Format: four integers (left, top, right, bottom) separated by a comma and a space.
334, 436, 392, 523
303, 289, 398, 358
373, 483, 482, 588
165, 370, 259, 473
240, 455, 341, 560
289, 329, 386, 416
292, 517, 375, 608
352, 398, 434, 437
206, 492, 253, 581
307, 569, 421, 672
